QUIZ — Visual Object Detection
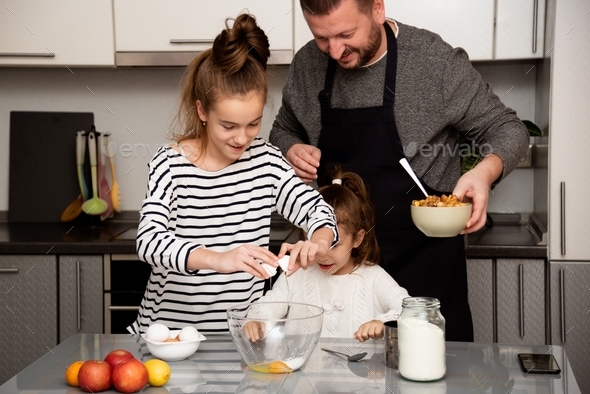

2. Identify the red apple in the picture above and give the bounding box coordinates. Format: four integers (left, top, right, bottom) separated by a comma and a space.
77, 360, 112, 393
112, 358, 149, 393
104, 349, 135, 369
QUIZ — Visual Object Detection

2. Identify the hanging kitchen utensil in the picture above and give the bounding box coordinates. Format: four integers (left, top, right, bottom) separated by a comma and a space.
106, 134, 122, 212
98, 132, 113, 220
60, 194, 84, 222
81, 131, 108, 215
60, 130, 90, 222
76, 130, 90, 201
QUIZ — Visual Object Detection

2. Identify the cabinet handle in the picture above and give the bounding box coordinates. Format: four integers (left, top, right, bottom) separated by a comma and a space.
0, 52, 55, 58
559, 269, 565, 343
76, 261, 81, 330
519, 264, 525, 338
0, 268, 19, 273
169, 39, 214, 44
561, 182, 566, 255
108, 306, 140, 311
532, 0, 539, 53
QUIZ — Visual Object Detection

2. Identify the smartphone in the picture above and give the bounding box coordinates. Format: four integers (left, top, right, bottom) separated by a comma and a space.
518, 353, 561, 374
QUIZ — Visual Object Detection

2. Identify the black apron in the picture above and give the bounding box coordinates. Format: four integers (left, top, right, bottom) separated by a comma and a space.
317, 22, 473, 342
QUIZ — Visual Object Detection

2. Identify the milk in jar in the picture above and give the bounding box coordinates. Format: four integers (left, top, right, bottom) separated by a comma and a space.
398, 297, 446, 381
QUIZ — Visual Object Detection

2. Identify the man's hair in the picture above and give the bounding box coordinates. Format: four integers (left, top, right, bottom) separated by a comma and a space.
300, 0, 374, 16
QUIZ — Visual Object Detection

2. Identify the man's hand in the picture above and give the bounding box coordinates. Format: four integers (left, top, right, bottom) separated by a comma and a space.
453, 154, 504, 234
354, 320, 385, 342
285, 143, 321, 183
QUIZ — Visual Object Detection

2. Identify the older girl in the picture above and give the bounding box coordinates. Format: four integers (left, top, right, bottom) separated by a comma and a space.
130, 14, 338, 335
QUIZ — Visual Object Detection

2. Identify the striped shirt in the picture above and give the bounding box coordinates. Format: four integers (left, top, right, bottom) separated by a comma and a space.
129, 138, 338, 334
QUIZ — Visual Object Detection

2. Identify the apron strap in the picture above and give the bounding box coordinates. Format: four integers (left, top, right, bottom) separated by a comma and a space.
319, 58, 338, 110
382, 21, 397, 108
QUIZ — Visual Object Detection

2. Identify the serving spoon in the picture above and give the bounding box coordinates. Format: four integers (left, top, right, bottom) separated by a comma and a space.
399, 158, 429, 198
321, 348, 367, 362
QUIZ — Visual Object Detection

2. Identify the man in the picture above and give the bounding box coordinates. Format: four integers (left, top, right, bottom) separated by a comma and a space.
269, 0, 529, 341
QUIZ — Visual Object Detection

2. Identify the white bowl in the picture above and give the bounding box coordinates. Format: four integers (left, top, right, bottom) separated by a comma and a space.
410, 204, 472, 237
141, 330, 206, 361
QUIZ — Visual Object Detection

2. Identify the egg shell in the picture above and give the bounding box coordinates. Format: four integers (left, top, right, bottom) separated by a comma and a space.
146, 323, 170, 342
277, 255, 290, 271
260, 262, 277, 276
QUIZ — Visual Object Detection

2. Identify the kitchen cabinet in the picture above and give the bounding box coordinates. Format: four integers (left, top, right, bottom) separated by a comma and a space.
467, 258, 546, 345
496, 259, 545, 344
58, 256, 103, 343
295, 1, 543, 60
114, 0, 294, 66
0, 0, 114, 67
546, 3, 590, 391
294, 1, 495, 58
385, 0, 495, 61
466, 258, 494, 343
495, 0, 546, 59
549, 262, 590, 394
548, 1, 590, 262
0, 255, 57, 386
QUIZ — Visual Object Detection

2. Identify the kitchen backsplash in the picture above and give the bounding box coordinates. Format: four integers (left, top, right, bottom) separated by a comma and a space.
0, 60, 538, 213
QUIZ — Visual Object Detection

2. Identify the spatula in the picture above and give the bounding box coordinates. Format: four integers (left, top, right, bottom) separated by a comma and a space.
106, 134, 122, 212
81, 131, 108, 216
98, 133, 113, 220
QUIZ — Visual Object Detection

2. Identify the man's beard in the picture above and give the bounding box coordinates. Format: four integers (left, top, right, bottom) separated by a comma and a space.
340, 21, 382, 69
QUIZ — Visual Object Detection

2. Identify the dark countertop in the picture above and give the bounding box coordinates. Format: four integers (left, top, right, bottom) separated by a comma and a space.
0, 213, 301, 255
0, 212, 548, 259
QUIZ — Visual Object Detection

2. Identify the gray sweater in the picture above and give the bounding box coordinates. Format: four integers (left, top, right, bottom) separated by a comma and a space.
269, 21, 529, 192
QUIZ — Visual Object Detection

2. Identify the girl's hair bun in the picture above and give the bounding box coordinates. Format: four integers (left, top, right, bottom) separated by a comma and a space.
212, 13, 270, 74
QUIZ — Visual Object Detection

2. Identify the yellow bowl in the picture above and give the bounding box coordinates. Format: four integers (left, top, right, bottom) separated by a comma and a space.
410, 204, 472, 237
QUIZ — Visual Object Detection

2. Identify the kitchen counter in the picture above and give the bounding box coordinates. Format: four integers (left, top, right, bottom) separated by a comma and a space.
0, 212, 301, 255
0, 212, 547, 258
0, 334, 580, 393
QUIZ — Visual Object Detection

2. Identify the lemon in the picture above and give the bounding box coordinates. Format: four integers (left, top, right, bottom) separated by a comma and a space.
144, 359, 171, 387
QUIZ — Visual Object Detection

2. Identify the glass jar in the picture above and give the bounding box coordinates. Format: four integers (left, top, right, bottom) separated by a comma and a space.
397, 297, 446, 381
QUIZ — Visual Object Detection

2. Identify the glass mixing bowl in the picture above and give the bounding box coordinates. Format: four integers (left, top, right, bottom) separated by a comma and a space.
227, 301, 324, 374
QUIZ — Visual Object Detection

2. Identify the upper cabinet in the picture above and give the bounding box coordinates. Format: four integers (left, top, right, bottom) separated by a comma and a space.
295, 1, 546, 61
385, 0, 495, 61
548, 0, 590, 261
294, 1, 493, 56
0, 0, 114, 67
113, 0, 295, 66
496, 0, 546, 59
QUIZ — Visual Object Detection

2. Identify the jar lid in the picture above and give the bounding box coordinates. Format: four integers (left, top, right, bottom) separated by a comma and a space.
401, 296, 440, 309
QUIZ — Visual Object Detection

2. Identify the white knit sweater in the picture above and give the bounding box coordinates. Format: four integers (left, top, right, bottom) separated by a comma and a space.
253, 264, 409, 338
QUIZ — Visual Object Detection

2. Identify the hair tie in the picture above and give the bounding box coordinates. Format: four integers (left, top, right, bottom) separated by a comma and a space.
332, 179, 342, 185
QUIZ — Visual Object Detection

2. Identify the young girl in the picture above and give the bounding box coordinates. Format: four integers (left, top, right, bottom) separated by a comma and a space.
129, 14, 338, 335
245, 168, 409, 342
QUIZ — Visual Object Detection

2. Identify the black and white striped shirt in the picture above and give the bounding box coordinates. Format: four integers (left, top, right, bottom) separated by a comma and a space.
129, 138, 338, 334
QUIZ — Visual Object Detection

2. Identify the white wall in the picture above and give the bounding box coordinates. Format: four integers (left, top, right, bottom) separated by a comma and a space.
0, 66, 288, 212
0, 61, 536, 213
